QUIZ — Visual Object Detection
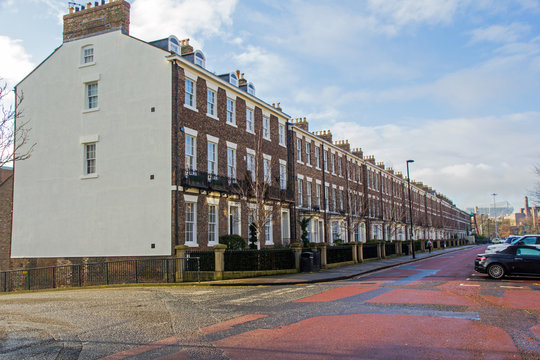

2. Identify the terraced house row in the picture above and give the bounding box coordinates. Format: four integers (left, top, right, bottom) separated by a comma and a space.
9, 1, 469, 267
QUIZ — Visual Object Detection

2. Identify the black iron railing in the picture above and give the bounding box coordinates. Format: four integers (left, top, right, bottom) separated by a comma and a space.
0, 257, 200, 293
385, 242, 396, 256
327, 245, 353, 264
224, 249, 295, 271
363, 243, 378, 259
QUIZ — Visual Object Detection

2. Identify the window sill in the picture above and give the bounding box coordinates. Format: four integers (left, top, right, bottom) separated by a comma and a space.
185, 242, 199, 247
184, 104, 199, 112
279, 143, 286, 148
226, 121, 237, 128
207, 113, 219, 121
263, 136, 271, 142
82, 107, 100, 114
80, 174, 99, 180
246, 129, 255, 135
297, 160, 304, 165
79, 62, 96, 69
306, 164, 312, 168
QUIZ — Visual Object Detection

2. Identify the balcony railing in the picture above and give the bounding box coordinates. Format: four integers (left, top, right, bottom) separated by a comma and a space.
180, 169, 294, 201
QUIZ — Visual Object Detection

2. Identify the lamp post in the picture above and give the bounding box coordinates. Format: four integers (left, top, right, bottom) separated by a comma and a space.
492, 193, 498, 239
406, 160, 415, 259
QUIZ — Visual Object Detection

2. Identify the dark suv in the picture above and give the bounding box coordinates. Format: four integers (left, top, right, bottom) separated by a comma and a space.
475, 245, 540, 279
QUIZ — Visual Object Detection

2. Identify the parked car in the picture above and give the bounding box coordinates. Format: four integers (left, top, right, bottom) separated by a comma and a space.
483, 235, 540, 254
475, 245, 540, 279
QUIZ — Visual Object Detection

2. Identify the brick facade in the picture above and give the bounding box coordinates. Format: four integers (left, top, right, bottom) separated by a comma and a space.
0, 170, 13, 270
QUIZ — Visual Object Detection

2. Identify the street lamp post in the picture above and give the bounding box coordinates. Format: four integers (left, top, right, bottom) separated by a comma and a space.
406, 160, 415, 259
492, 193, 498, 239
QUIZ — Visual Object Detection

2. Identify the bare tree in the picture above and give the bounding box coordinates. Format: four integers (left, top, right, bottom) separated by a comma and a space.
237, 131, 278, 249
0, 80, 35, 167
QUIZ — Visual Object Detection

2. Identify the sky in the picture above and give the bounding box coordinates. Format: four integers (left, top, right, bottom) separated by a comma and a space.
1, 0, 539, 212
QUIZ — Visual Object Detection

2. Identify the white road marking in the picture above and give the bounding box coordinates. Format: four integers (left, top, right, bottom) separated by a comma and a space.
460, 283, 480, 287
500, 286, 525, 289
228, 288, 303, 304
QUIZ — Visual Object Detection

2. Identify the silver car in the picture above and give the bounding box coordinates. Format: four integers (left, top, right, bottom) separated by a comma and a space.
484, 235, 540, 254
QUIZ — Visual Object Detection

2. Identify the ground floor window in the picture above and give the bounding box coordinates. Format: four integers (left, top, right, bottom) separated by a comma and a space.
185, 202, 197, 244
208, 205, 218, 245
265, 215, 273, 245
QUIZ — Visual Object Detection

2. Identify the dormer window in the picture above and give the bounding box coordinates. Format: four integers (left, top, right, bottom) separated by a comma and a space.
168, 36, 180, 54
229, 73, 238, 87
81, 45, 94, 64
247, 83, 256, 96
194, 51, 205, 68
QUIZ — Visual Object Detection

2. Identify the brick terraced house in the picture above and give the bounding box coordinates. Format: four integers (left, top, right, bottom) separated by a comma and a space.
9, 0, 469, 268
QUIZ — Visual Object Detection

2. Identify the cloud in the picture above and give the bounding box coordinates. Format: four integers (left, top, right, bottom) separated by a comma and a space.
0, 36, 34, 86
130, 0, 238, 46
469, 23, 530, 44
327, 112, 540, 208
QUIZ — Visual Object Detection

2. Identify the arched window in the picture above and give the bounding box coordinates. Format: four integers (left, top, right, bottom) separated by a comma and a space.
194, 50, 205, 67
247, 83, 256, 96
229, 73, 238, 87
168, 36, 180, 54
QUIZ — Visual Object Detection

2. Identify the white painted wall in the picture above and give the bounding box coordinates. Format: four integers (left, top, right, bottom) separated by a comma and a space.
12, 31, 173, 257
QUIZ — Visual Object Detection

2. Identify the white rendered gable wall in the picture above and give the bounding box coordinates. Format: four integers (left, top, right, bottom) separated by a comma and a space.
11, 31, 173, 257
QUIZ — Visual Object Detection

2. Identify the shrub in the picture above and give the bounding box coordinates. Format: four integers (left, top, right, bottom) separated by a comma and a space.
219, 234, 246, 250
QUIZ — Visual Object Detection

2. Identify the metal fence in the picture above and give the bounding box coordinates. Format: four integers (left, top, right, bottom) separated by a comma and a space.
385, 242, 396, 256
186, 250, 215, 271
327, 245, 353, 264
0, 257, 200, 293
363, 243, 378, 259
224, 249, 295, 271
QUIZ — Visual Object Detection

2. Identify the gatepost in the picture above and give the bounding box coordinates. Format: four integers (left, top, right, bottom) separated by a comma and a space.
357, 242, 364, 263
395, 241, 401, 256
319, 243, 328, 269
174, 245, 189, 282
377, 242, 382, 259
290, 243, 303, 271
213, 244, 227, 280
349, 242, 358, 263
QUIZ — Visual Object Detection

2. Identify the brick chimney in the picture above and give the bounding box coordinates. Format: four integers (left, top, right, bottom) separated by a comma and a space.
334, 140, 350, 153
238, 72, 247, 87
63, 0, 130, 42
180, 39, 194, 55
313, 130, 333, 143
376, 162, 385, 170
291, 117, 309, 131
352, 148, 363, 159
364, 155, 376, 165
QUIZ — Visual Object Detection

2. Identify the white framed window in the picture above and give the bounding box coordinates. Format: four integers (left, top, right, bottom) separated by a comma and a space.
279, 163, 287, 189
185, 135, 196, 172
278, 124, 286, 146
207, 142, 217, 176
185, 202, 197, 244
332, 221, 340, 243
263, 158, 271, 184
297, 139, 302, 162
323, 150, 328, 171
229, 73, 239, 87
81, 45, 94, 64
247, 153, 255, 181
229, 203, 240, 235
316, 184, 321, 207
298, 179, 303, 207
185, 78, 195, 108
226, 98, 235, 125
332, 188, 337, 211
84, 143, 96, 175
227, 147, 236, 180
208, 204, 218, 245
194, 51, 205, 67
281, 210, 290, 245
262, 116, 270, 140
86, 82, 98, 109
325, 186, 329, 211
338, 158, 342, 176
306, 182, 312, 208
265, 214, 273, 244
207, 89, 216, 117
313, 220, 319, 243
315, 147, 320, 168
305, 143, 311, 165
247, 83, 256, 96
246, 108, 254, 133
340, 190, 344, 211
331, 154, 335, 174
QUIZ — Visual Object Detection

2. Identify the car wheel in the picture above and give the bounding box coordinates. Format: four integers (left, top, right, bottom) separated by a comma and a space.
487, 264, 505, 279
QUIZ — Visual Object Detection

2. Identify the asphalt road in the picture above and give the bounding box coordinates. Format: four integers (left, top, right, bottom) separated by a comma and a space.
0, 246, 539, 359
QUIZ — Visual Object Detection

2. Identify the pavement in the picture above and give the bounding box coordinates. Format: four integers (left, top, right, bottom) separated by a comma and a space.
205, 245, 478, 286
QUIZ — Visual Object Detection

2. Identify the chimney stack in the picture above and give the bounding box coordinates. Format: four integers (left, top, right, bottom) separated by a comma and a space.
180, 38, 194, 55
63, 0, 130, 42
334, 139, 350, 153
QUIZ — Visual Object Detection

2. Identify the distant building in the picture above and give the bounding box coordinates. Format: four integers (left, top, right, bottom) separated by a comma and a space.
505, 197, 539, 231
0, 168, 13, 270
